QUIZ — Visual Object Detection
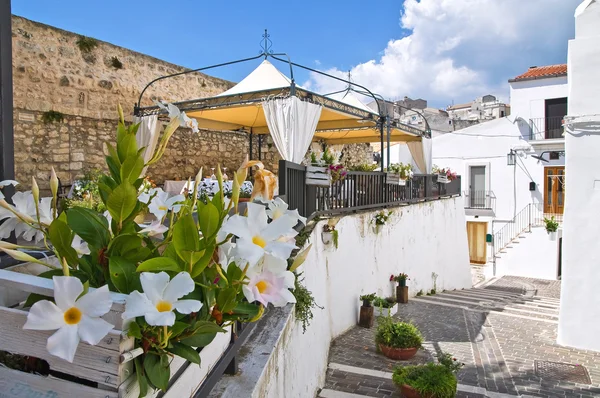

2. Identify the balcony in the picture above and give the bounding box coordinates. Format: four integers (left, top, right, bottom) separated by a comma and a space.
463, 190, 496, 217
528, 116, 566, 151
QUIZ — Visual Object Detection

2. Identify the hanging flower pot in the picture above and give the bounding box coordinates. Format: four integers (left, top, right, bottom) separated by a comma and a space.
549, 231, 557, 241
398, 178, 407, 186
322, 231, 333, 245
437, 174, 449, 184
386, 173, 400, 185
306, 165, 331, 187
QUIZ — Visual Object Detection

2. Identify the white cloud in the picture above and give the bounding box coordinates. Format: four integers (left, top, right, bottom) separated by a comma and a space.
304, 0, 579, 108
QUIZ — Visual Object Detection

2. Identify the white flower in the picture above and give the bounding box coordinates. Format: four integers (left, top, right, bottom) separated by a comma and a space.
138, 220, 168, 237
156, 101, 199, 133
222, 202, 298, 267
146, 189, 184, 220
0, 192, 54, 242
243, 255, 296, 307
71, 235, 90, 257
23, 276, 114, 363
266, 197, 306, 225
122, 272, 202, 326
0, 180, 18, 199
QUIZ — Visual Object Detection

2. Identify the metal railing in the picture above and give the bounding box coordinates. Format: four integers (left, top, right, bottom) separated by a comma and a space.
493, 203, 563, 255
463, 190, 496, 210
528, 116, 565, 140
278, 160, 462, 219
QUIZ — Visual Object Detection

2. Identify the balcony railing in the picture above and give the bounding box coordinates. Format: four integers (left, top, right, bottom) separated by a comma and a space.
529, 116, 565, 140
278, 160, 462, 219
463, 190, 496, 210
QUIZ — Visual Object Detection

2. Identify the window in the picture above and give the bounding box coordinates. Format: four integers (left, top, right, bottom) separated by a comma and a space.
545, 98, 568, 139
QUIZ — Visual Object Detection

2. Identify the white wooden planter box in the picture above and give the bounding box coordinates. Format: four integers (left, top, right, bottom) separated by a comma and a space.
437, 174, 450, 184
374, 304, 398, 317
386, 173, 408, 186
0, 262, 231, 398
306, 166, 331, 187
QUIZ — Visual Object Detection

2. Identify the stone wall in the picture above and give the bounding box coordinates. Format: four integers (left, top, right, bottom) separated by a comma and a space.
11, 16, 234, 120
14, 108, 279, 190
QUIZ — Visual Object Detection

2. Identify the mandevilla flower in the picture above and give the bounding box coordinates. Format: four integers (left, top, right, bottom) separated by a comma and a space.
71, 234, 91, 257
0, 179, 18, 199
140, 188, 184, 221
138, 220, 168, 237
156, 101, 199, 133
266, 197, 307, 226
122, 272, 202, 326
23, 276, 114, 363
222, 202, 298, 267
0, 191, 54, 242
243, 254, 296, 307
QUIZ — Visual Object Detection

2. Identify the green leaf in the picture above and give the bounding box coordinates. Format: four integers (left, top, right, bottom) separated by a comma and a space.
167, 343, 200, 364
23, 293, 52, 308
170, 321, 190, 338
108, 234, 151, 263
137, 257, 182, 273
48, 218, 80, 266
143, 354, 169, 391
179, 332, 217, 348
192, 320, 226, 334
107, 182, 138, 225
198, 202, 220, 239
134, 357, 148, 398
120, 154, 145, 184
173, 214, 205, 266
217, 287, 237, 314
117, 130, 138, 163
66, 207, 110, 249
190, 243, 214, 278
128, 321, 142, 339
109, 256, 140, 294
232, 302, 261, 317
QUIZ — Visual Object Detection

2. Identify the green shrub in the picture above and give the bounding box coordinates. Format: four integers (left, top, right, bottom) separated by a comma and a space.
348, 163, 378, 172
544, 216, 559, 233
373, 297, 395, 308
360, 293, 376, 304
76, 36, 98, 53
375, 317, 422, 349
392, 363, 457, 398
41, 110, 64, 124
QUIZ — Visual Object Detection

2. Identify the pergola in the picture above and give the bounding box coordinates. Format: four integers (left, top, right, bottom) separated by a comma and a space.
134, 32, 431, 171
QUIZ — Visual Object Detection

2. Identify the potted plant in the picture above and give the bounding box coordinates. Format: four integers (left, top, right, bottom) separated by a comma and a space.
432, 165, 457, 184
372, 210, 392, 233
544, 216, 559, 241
373, 296, 398, 317
238, 185, 253, 203
328, 164, 347, 184
359, 293, 376, 328
322, 224, 339, 248
392, 352, 464, 398
390, 273, 410, 303
306, 148, 340, 187
375, 316, 423, 360
387, 163, 413, 186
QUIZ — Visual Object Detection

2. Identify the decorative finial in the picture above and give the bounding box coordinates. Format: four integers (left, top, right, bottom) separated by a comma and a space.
260, 29, 273, 58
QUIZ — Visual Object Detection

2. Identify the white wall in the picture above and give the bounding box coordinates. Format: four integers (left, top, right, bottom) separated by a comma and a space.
253, 198, 472, 397
509, 76, 568, 127
495, 226, 562, 280
432, 118, 544, 223
558, 0, 600, 352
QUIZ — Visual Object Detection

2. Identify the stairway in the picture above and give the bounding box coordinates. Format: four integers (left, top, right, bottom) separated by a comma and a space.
412, 285, 560, 323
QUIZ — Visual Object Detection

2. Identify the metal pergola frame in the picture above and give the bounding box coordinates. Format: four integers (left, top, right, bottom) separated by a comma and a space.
134, 30, 431, 170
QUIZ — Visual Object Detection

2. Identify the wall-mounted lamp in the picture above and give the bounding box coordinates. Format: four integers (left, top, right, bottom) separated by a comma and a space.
507, 150, 516, 166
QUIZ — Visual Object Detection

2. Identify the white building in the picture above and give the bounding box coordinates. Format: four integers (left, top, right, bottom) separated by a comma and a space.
558, 0, 600, 353
432, 66, 568, 280
447, 95, 511, 121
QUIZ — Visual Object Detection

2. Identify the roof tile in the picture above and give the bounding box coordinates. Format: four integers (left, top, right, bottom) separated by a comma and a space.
510, 64, 567, 82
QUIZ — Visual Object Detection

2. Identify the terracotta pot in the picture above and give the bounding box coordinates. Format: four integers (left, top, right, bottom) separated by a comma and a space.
239, 198, 251, 203
378, 344, 418, 360
400, 384, 433, 398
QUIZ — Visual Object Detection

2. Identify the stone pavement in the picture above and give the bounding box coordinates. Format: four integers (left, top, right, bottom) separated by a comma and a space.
319, 276, 600, 398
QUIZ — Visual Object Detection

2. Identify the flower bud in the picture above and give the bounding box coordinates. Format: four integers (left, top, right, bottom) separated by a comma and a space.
31, 177, 40, 204
50, 167, 59, 200
1, 248, 41, 263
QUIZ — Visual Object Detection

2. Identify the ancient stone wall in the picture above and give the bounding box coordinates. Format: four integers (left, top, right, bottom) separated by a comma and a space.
14, 108, 279, 191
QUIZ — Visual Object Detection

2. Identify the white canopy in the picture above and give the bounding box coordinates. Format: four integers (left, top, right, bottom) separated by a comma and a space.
217, 60, 298, 96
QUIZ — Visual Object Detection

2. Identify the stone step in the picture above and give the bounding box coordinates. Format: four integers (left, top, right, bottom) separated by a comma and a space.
319, 389, 370, 398
436, 292, 559, 313
448, 289, 523, 301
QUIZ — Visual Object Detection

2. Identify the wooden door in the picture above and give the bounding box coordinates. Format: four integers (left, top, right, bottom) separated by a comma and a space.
467, 222, 487, 264
544, 167, 565, 215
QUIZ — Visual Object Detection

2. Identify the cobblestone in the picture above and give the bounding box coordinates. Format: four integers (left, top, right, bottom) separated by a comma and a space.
321, 277, 600, 398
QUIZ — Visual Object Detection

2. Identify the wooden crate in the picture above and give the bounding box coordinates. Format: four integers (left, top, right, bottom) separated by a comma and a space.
306, 166, 331, 187
386, 173, 407, 186
0, 262, 231, 398
437, 174, 450, 184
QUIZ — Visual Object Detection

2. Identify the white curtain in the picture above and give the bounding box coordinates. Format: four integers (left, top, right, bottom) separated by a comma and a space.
134, 115, 161, 176
262, 96, 322, 163
407, 138, 432, 174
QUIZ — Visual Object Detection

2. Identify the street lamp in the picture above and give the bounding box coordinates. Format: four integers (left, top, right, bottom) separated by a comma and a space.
507, 150, 516, 166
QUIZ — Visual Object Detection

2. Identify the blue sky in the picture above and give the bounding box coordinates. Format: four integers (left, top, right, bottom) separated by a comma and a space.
13, 0, 579, 108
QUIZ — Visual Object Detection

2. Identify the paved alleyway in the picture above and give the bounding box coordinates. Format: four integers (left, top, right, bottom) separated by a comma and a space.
319, 277, 600, 398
